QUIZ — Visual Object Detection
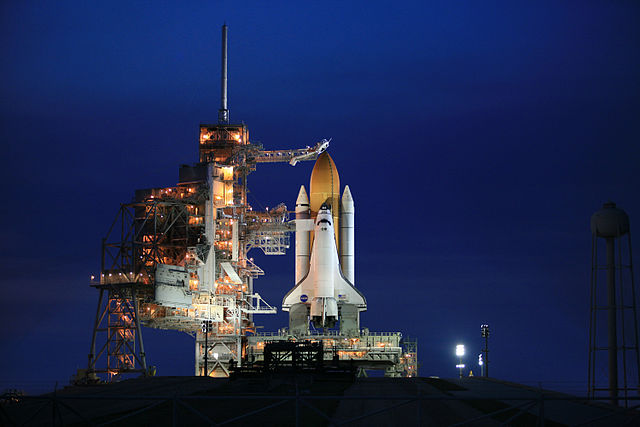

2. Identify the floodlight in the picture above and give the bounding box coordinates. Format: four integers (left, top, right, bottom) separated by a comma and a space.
456, 344, 465, 357
481, 324, 489, 338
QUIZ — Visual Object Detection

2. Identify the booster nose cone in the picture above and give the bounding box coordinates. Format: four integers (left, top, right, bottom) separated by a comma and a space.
296, 185, 309, 207
341, 185, 354, 213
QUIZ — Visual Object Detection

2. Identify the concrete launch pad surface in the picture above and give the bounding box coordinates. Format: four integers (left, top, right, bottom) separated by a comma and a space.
3, 376, 636, 426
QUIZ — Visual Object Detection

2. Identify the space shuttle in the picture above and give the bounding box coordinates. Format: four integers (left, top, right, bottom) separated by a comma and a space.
283, 152, 366, 335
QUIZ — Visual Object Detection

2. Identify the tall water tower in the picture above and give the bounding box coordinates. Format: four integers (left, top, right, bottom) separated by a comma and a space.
588, 202, 640, 406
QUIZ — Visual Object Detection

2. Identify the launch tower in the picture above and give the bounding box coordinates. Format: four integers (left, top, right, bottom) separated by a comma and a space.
86, 25, 328, 380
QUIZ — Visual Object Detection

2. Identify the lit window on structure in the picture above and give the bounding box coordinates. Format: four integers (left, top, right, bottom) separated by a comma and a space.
222, 167, 233, 180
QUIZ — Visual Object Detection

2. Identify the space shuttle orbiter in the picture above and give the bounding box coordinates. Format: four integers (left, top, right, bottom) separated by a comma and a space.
283, 152, 366, 335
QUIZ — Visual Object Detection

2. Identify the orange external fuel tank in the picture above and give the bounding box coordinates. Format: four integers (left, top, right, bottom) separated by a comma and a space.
309, 152, 341, 249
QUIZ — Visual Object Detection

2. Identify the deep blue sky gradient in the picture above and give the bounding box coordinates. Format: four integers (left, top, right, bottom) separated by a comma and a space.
1, 1, 639, 393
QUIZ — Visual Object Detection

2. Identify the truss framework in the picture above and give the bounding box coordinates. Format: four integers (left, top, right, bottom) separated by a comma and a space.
88, 283, 148, 380
88, 190, 206, 379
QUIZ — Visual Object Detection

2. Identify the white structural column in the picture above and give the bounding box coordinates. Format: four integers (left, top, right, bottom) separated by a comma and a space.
203, 164, 217, 292
295, 185, 310, 284
340, 185, 355, 284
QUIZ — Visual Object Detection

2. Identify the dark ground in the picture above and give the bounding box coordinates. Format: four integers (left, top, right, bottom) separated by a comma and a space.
2, 375, 637, 426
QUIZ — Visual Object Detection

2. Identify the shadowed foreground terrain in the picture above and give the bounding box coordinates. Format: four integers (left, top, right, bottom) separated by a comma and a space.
2, 376, 637, 426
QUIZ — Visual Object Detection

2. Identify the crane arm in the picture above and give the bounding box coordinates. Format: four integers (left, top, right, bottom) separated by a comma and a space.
253, 139, 330, 165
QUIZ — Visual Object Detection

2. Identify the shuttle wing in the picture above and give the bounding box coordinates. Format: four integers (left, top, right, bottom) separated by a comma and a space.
282, 274, 310, 309
283, 202, 366, 315
334, 269, 366, 308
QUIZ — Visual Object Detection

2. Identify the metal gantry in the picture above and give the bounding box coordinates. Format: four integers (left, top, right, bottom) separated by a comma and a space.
85, 121, 328, 381
401, 337, 419, 377
88, 283, 148, 379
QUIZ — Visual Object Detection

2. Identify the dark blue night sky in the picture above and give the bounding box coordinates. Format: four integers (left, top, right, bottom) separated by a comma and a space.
1, 1, 639, 394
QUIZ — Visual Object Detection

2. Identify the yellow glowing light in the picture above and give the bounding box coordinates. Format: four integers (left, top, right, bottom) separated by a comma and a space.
222, 167, 234, 180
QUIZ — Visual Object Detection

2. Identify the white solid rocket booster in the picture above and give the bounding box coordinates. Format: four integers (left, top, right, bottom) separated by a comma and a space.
339, 185, 354, 285
295, 185, 310, 284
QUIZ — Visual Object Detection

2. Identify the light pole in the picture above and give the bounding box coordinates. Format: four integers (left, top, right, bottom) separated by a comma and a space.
202, 320, 212, 376
456, 344, 465, 378
481, 324, 490, 377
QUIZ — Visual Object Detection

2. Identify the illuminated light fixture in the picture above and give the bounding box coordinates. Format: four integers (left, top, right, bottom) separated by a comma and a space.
481, 324, 489, 338
478, 354, 483, 366
456, 344, 466, 378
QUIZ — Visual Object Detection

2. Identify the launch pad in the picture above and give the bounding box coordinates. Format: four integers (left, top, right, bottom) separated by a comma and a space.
245, 332, 415, 377
83, 25, 417, 383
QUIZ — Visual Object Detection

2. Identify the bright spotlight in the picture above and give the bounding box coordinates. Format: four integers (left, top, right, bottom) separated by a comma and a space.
456, 344, 465, 357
